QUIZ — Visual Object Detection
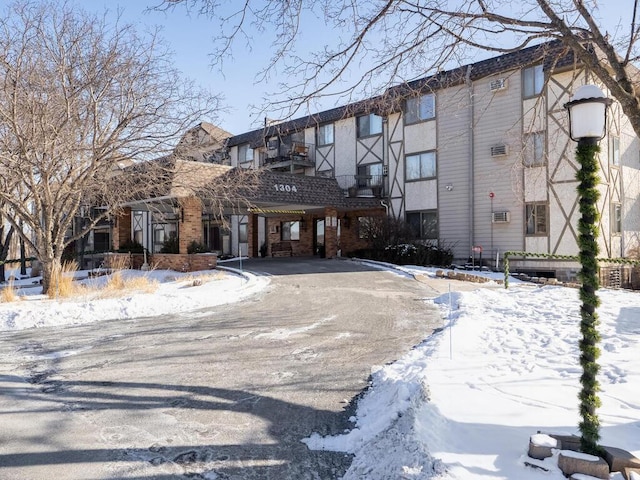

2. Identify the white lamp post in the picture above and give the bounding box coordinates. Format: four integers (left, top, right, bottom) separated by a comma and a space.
564, 84, 611, 456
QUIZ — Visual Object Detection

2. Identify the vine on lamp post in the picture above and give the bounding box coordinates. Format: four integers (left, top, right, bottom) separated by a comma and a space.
575, 138, 603, 455
565, 85, 612, 456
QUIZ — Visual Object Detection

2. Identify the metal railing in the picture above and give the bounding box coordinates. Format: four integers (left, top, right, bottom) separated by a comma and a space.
336, 174, 386, 197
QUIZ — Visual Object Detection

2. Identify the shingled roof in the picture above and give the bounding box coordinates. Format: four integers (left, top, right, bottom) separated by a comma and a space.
226, 40, 576, 145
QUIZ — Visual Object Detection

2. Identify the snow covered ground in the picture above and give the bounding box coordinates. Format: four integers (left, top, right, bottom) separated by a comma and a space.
1, 261, 639, 479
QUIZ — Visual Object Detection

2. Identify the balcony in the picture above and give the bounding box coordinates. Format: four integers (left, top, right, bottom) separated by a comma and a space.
260, 142, 315, 172
336, 174, 386, 198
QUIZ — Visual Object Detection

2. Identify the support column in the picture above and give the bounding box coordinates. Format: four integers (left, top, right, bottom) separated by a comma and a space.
178, 197, 203, 254
112, 207, 132, 250
324, 207, 338, 259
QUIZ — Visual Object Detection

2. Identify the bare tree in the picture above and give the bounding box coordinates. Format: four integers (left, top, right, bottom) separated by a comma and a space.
0, 0, 224, 294
156, 0, 640, 137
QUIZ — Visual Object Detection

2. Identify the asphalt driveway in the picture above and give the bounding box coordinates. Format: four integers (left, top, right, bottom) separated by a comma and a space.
0, 258, 444, 479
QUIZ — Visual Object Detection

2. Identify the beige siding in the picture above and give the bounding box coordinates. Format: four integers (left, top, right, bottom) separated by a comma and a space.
436, 85, 472, 259
471, 70, 525, 259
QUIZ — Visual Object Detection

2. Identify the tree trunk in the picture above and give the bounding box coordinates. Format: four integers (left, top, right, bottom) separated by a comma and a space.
0, 224, 14, 283
19, 221, 26, 276
40, 258, 62, 297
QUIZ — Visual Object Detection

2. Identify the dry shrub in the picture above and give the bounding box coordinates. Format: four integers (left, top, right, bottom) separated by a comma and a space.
123, 275, 158, 294
49, 261, 81, 299
177, 272, 224, 286
0, 279, 20, 303
104, 255, 131, 291
101, 259, 158, 297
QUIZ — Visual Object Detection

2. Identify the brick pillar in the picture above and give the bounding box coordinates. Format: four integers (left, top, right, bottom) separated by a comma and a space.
324, 207, 338, 259
112, 207, 132, 250
178, 196, 203, 254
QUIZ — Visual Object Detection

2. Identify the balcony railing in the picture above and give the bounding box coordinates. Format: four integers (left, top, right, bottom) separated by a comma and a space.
336, 174, 386, 198
260, 142, 315, 171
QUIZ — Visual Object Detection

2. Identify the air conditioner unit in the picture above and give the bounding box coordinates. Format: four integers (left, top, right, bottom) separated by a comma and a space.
492, 211, 511, 223
490, 78, 507, 92
491, 144, 508, 157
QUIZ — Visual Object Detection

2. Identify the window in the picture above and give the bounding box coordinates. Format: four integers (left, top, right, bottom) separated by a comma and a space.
406, 211, 438, 240
525, 203, 548, 235
406, 151, 436, 180
357, 163, 383, 187
133, 211, 144, 245
357, 113, 383, 138
405, 94, 435, 124
524, 132, 545, 166
281, 221, 300, 241
609, 136, 620, 166
238, 144, 253, 165
523, 64, 544, 97
612, 203, 622, 234
357, 216, 376, 239
238, 219, 248, 243
317, 123, 334, 146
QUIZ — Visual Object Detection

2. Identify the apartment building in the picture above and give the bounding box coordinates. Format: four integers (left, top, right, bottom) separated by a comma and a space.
116, 41, 640, 280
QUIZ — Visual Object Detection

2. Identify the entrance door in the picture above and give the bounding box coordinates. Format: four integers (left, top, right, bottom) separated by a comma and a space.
314, 218, 325, 257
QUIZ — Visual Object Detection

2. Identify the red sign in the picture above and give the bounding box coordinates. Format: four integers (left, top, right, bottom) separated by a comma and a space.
472, 246, 482, 253
489, 192, 495, 199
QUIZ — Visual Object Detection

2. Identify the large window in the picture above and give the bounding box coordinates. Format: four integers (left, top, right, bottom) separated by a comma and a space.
525, 203, 548, 235
405, 94, 435, 124
357, 113, 383, 138
406, 211, 438, 240
523, 64, 544, 98
281, 221, 300, 241
317, 123, 334, 146
406, 151, 436, 180
612, 203, 622, 234
524, 132, 545, 166
609, 136, 620, 166
238, 143, 254, 166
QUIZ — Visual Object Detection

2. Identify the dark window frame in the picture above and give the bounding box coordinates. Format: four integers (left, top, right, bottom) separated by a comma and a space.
281, 221, 301, 241
525, 203, 548, 236
405, 93, 436, 125
356, 113, 383, 138
405, 151, 437, 181
317, 123, 334, 146
406, 210, 438, 240
523, 64, 544, 98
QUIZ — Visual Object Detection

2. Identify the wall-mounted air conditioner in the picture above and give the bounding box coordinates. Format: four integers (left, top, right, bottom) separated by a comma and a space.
492, 211, 511, 223
491, 144, 508, 157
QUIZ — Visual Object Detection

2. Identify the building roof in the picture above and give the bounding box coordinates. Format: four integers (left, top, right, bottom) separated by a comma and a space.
226, 40, 573, 146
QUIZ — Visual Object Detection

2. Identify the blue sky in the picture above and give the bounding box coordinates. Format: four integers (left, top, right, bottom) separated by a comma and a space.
87, 1, 631, 136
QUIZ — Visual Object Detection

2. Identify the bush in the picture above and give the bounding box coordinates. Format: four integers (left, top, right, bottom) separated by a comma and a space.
187, 240, 210, 254
160, 235, 179, 254
347, 242, 453, 267
118, 239, 144, 253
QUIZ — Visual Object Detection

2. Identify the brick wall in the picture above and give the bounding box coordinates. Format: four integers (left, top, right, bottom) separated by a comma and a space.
105, 252, 217, 272
338, 209, 385, 256
112, 207, 132, 250
178, 197, 203, 254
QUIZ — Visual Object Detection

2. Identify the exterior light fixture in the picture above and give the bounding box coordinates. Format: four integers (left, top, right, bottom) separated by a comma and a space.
564, 84, 612, 143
